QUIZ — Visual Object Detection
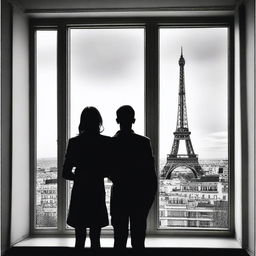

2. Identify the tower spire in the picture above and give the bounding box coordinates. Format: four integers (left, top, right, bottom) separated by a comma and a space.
161, 49, 203, 179
177, 48, 187, 129
179, 47, 185, 66
172, 50, 195, 156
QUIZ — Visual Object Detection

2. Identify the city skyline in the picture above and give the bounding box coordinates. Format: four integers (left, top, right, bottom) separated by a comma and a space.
36, 157, 229, 229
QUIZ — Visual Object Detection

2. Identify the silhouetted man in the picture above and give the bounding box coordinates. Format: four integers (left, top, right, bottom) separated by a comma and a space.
110, 105, 157, 249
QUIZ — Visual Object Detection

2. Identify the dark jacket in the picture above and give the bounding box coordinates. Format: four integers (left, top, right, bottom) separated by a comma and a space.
62, 133, 111, 228
110, 130, 157, 214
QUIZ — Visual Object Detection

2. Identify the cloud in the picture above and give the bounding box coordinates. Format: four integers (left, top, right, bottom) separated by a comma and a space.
160, 27, 228, 63
37, 31, 57, 67
70, 29, 144, 83
198, 131, 228, 158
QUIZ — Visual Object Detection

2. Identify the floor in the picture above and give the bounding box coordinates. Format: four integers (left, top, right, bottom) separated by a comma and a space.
4, 247, 250, 256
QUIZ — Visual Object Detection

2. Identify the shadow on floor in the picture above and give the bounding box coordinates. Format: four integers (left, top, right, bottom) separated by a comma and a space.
4, 247, 250, 256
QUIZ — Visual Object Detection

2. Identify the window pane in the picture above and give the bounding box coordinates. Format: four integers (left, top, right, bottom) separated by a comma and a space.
36, 31, 57, 228
68, 28, 145, 228
159, 28, 229, 229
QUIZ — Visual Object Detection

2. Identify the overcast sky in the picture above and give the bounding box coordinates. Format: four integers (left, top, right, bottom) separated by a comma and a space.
159, 28, 228, 160
36, 27, 228, 160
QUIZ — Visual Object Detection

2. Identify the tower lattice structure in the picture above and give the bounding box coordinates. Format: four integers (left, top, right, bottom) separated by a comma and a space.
162, 49, 203, 179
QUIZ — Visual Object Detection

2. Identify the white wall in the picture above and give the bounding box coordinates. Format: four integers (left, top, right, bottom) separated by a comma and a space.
0, 0, 255, 253
0, 0, 2, 253
245, 0, 255, 255
234, 5, 242, 245
11, 5, 30, 245
239, 0, 255, 255
11, 0, 237, 11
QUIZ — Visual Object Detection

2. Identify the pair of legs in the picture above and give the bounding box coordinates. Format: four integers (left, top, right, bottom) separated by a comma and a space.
112, 209, 148, 249
75, 227, 101, 249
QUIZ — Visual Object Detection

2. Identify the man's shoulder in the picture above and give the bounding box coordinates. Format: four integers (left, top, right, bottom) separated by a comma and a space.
132, 133, 150, 143
115, 132, 150, 145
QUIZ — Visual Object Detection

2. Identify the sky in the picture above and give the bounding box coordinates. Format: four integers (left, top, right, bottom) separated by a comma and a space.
36, 27, 228, 160
70, 29, 145, 139
37, 31, 57, 160
159, 28, 228, 160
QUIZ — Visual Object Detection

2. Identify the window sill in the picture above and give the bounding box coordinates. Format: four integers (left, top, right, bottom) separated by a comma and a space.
14, 236, 242, 248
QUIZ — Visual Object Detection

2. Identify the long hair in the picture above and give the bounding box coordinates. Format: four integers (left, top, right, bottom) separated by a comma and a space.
78, 107, 103, 135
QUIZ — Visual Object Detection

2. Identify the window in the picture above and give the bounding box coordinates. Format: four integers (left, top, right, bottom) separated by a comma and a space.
68, 27, 144, 228
159, 27, 229, 230
35, 30, 57, 229
32, 18, 233, 234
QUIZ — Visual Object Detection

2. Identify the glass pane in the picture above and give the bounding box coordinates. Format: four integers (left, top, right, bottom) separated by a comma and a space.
68, 28, 145, 228
159, 28, 229, 229
36, 31, 58, 229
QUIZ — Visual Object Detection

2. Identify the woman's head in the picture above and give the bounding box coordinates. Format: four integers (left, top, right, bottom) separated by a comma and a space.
78, 107, 103, 134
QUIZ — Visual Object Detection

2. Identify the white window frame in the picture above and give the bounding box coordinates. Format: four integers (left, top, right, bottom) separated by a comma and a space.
30, 17, 234, 236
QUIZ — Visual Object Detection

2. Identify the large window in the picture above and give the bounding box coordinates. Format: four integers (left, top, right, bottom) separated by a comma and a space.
159, 28, 229, 229
35, 30, 58, 229
32, 20, 233, 234
69, 28, 145, 227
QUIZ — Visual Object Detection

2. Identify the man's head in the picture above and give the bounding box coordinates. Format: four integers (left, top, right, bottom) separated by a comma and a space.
116, 105, 135, 129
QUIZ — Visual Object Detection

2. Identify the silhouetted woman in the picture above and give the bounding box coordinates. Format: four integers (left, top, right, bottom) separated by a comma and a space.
62, 107, 111, 249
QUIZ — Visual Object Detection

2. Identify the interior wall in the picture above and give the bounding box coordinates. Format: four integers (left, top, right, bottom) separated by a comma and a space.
255, 0, 256, 252
244, 0, 255, 255
11, 0, 237, 11
234, 4, 242, 245
0, 0, 255, 254
10, 5, 30, 245
239, 0, 255, 255
1, 0, 13, 255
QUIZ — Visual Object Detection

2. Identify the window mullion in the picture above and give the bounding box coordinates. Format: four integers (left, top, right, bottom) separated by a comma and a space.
145, 22, 159, 234
30, 28, 36, 234
57, 25, 69, 232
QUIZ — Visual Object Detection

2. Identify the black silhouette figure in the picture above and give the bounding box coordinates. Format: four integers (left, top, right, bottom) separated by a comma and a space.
62, 107, 111, 249
110, 105, 157, 249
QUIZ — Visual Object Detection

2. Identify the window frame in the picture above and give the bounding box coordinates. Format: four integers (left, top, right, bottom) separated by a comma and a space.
30, 16, 234, 237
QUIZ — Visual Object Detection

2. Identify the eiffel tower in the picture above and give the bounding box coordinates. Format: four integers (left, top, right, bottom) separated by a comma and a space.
162, 48, 204, 179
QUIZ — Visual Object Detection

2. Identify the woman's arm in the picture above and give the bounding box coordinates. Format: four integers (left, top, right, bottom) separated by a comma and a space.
62, 139, 75, 180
